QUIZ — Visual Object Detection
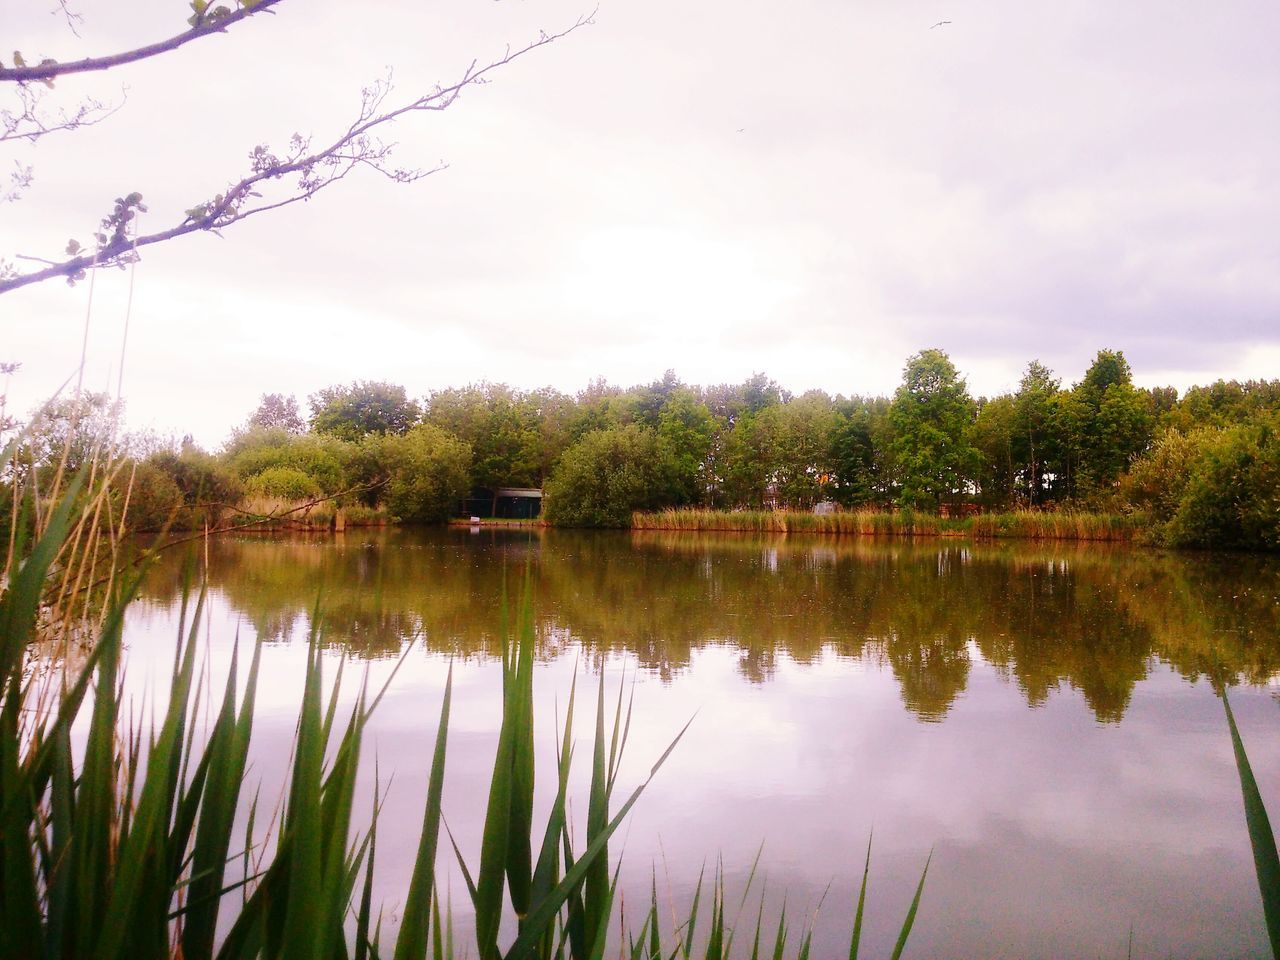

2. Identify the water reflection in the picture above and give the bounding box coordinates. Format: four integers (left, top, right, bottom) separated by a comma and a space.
134, 529, 1280, 723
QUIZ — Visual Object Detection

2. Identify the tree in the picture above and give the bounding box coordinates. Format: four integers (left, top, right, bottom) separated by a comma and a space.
828, 397, 888, 507
423, 383, 540, 492
224, 426, 351, 493
309, 381, 419, 442
369, 424, 471, 524
1071, 350, 1152, 496
887, 349, 979, 509
719, 406, 782, 508
772, 391, 836, 509
245, 393, 305, 434
1, 3, 590, 292
1077, 349, 1133, 406
656, 387, 716, 506
1011, 360, 1060, 505
968, 395, 1017, 508
543, 426, 677, 527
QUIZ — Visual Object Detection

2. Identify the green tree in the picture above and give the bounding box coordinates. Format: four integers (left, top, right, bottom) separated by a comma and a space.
309, 381, 420, 442
113, 460, 183, 532
1077, 348, 1133, 405
1011, 360, 1060, 505
424, 383, 540, 492
1163, 415, 1280, 549
147, 447, 243, 527
773, 391, 837, 508
374, 424, 472, 523
245, 393, 305, 434
887, 349, 979, 509
969, 395, 1017, 508
656, 388, 717, 506
223, 427, 351, 494
544, 426, 677, 527
828, 397, 888, 506
527, 387, 577, 484
1071, 350, 1152, 497
719, 407, 782, 508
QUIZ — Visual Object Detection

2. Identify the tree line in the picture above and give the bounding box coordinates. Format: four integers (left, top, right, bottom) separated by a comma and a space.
5, 348, 1279, 548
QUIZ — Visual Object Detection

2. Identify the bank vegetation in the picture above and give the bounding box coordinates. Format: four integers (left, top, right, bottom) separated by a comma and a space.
3, 349, 1278, 550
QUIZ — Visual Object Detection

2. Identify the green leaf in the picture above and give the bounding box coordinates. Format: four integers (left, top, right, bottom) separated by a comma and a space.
1224, 692, 1280, 957
889, 850, 932, 960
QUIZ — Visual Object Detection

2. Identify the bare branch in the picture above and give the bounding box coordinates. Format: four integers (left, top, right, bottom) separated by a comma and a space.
51, 1, 85, 38
1, 82, 122, 145
4, 163, 34, 204
1, 0, 285, 83
0, 13, 595, 296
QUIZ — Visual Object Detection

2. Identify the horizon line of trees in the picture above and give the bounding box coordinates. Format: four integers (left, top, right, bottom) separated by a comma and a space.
5, 348, 1279, 548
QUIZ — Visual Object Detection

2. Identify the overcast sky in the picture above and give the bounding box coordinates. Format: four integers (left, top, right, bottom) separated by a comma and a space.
4, 0, 1279, 446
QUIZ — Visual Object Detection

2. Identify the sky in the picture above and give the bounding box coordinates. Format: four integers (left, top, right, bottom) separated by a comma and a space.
4, 0, 1279, 447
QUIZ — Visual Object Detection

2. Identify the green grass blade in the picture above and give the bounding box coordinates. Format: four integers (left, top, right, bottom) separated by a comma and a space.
529, 679, 577, 919
507, 714, 693, 960
280, 637, 327, 960
888, 850, 932, 960
394, 663, 454, 960
507, 610, 536, 919
0, 470, 85, 679
583, 673, 611, 955
1224, 692, 1280, 956
769, 898, 788, 960
475, 658, 517, 959
848, 834, 872, 960
356, 774, 381, 960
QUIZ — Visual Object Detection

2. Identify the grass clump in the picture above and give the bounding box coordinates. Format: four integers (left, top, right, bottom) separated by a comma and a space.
632, 508, 1142, 542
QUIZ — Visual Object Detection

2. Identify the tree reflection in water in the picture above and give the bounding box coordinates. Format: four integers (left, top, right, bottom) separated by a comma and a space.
134, 528, 1280, 723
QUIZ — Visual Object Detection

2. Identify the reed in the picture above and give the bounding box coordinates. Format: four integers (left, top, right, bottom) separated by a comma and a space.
967, 510, 1142, 542
233, 494, 338, 530
632, 508, 1143, 542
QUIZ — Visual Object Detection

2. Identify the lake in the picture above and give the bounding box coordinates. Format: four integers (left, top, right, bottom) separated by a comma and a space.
122, 528, 1280, 959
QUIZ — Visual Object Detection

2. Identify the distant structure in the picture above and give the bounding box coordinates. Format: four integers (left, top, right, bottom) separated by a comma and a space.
460, 487, 543, 520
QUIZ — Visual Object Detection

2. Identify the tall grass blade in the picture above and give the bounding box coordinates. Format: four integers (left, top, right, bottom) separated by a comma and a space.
1224, 692, 1280, 957
394, 663, 454, 960
847, 835, 872, 960
888, 850, 932, 960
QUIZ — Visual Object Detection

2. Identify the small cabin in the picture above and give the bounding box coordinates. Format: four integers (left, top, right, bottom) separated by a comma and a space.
460, 487, 543, 520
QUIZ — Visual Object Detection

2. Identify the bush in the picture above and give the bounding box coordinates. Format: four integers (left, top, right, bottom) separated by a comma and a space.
147, 448, 243, 527
1163, 416, 1280, 550
375, 423, 472, 523
544, 425, 678, 527
1120, 427, 1213, 519
223, 427, 352, 494
115, 460, 183, 532
244, 466, 323, 501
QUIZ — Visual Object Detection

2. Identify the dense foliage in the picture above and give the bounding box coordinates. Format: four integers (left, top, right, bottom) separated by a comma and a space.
4, 349, 1279, 547
543, 425, 677, 527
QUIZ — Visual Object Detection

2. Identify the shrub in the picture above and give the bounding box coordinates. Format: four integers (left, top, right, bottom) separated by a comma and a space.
223, 427, 351, 494
244, 466, 323, 501
544, 425, 678, 527
1120, 427, 1215, 519
147, 448, 243, 527
375, 423, 472, 523
1164, 416, 1280, 550
115, 459, 184, 532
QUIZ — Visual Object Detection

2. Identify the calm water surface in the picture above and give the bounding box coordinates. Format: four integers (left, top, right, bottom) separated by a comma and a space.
122, 529, 1280, 959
